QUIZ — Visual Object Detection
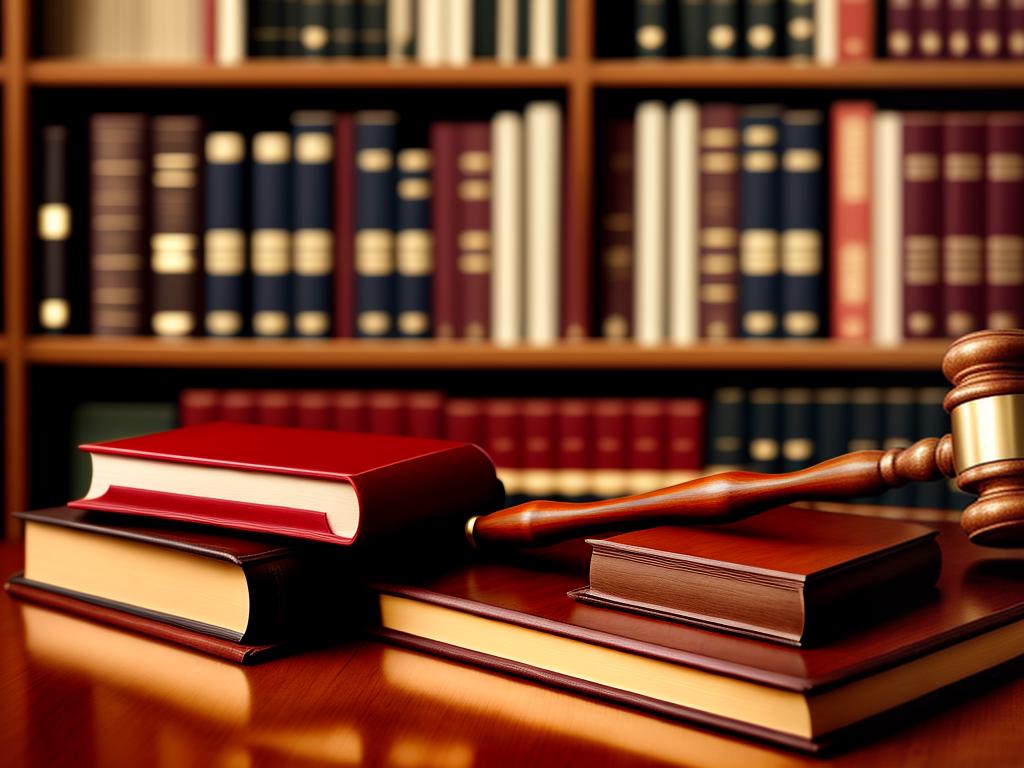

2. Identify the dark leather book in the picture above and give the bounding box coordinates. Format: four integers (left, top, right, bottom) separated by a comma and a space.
332, 389, 368, 431
250, 0, 285, 56
366, 389, 405, 433
599, 119, 634, 341
635, 0, 669, 56
329, 0, 359, 57
984, 112, 1024, 329
251, 131, 292, 337
707, 387, 746, 469
334, 112, 356, 336
456, 122, 492, 340
848, 387, 882, 503
678, 0, 705, 54
521, 399, 557, 499
395, 147, 433, 338
517, 0, 530, 58
299, 0, 331, 55
780, 388, 813, 473
359, 0, 387, 55
90, 114, 148, 336
784, 0, 814, 57
916, 0, 946, 56
1010, 0, 1024, 56
571, 508, 940, 646
292, 111, 335, 338
744, 0, 780, 56
203, 130, 247, 337
474, 0, 498, 56
443, 397, 485, 445
626, 399, 665, 495
880, 387, 916, 507
430, 121, 459, 339
902, 113, 943, 339
371, 512, 1024, 753
747, 387, 781, 473
946, 0, 975, 57
255, 388, 297, 426
221, 389, 257, 422
283, 0, 303, 55
976, 0, 1004, 56
886, 0, 916, 57
179, 388, 220, 426
38, 125, 72, 333
403, 390, 445, 439
665, 399, 703, 481
592, 399, 628, 498
295, 390, 333, 429
706, 0, 739, 56
484, 398, 524, 502
914, 387, 950, 509
813, 387, 849, 464
555, 399, 591, 500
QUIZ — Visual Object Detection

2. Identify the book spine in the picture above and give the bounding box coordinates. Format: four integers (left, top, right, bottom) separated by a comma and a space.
443, 398, 485, 445
941, 113, 985, 338
484, 398, 523, 499
829, 102, 873, 340
946, 0, 975, 57
600, 119, 634, 341
180, 389, 220, 426
355, 111, 399, 338
417, 0, 445, 64
747, 388, 781, 473
627, 399, 666, 494
837, 0, 873, 58
780, 109, 824, 339
256, 390, 297, 426
333, 390, 368, 430
396, 148, 434, 338
220, 389, 257, 422
699, 103, 740, 339
367, 390, 406, 433
389, 0, 414, 59
38, 125, 72, 333
150, 115, 202, 338
496, 0, 518, 61
848, 387, 881, 453
295, 390, 333, 429
474, 0, 498, 57
528, 0, 556, 64
457, 122, 493, 339
524, 101, 562, 344
902, 113, 943, 340
298, 0, 330, 56
334, 113, 356, 336
556, 0, 567, 57
292, 111, 335, 338
886, 0, 916, 57
251, 131, 292, 337
431, 121, 460, 338
592, 399, 629, 498
881, 387, 916, 506
680, 0, 707, 54
361, 0, 388, 55
785, 0, 815, 57
740, 106, 782, 339
917, 0, 946, 56
665, 399, 704, 483
491, 111, 524, 345
668, 100, 699, 344
203, 131, 247, 337
251, 0, 284, 55
330, 0, 359, 56
976, 0, 1004, 56
449, 0, 474, 64
872, 111, 903, 345
706, 0, 740, 55
284, 0, 303, 55
215, 0, 247, 63
517, 0, 530, 58
1010, 0, 1024, 56
780, 388, 814, 473
521, 398, 557, 498
744, 0, 780, 56
634, 100, 667, 345
555, 399, 591, 499
814, 0, 838, 62
636, 0, 669, 56
915, 387, 950, 508
91, 114, 148, 335
985, 113, 1024, 329
707, 387, 746, 469
404, 390, 445, 438
813, 388, 849, 464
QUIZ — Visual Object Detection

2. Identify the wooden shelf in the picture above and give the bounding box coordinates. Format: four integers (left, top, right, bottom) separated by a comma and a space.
25, 337, 949, 370
27, 59, 575, 88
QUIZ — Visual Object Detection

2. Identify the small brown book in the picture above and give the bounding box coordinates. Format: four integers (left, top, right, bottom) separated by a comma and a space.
569, 507, 941, 645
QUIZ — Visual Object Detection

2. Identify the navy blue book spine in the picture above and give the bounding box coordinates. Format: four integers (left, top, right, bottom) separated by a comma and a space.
848, 388, 882, 503
881, 388, 917, 507
813, 388, 849, 465
780, 110, 824, 338
740, 106, 782, 338
707, 387, 747, 468
915, 388, 950, 509
300, 0, 331, 56
781, 388, 814, 473
396, 148, 433, 338
292, 111, 335, 338
748, 388, 781, 473
204, 131, 247, 337
251, 131, 292, 337
355, 111, 399, 338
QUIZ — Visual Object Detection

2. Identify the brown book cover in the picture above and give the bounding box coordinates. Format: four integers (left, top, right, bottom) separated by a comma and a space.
699, 104, 740, 339
431, 122, 460, 339
333, 112, 356, 337
599, 120, 634, 341
916, 0, 946, 56
570, 508, 940, 646
456, 122, 492, 340
985, 112, 1024, 329
371, 511, 1024, 753
902, 113, 943, 339
91, 114, 149, 335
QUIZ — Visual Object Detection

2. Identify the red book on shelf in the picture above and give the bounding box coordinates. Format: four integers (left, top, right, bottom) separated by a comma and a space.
204, 0, 216, 62
985, 113, 1024, 329
837, 0, 876, 59
68, 422, 501, 545
404, 391, 445, 439
946, 0, 977, 57
976, 0, 1004, 57
599, 119, 634, 341
917, 0, 946, 57
179, 389, 220, 427
220, 389, 257, 423
333, 390, 368, 432
255, 389, 296, 427
521, 399, 557, 498
829, 102, 873, 341
456, 122, 493, 340
902, 113, 943, 340
444, 398, 485, 445
627, 399, 666, 493
334, 113, 356, 337
699, 104, 740, 339
367, 390, 406, 434
666, 399, 705, 478
1010, 0, 1024, 56
483, 398, 522, 496
887, 0, 917, 57
593, 398, 629, 499
295, 390, 333, 430
431, 122, 460, 339
556, 399, 591, 498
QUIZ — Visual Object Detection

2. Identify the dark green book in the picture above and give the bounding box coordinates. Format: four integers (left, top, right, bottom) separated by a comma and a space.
784, 0, 814, 57
360, 0, 388, 56
517, 0, 529, 58
475, 0, 497, 57
706, 0, 739, 56
636, 0, 669, 56
557, 0, 567, 57
813, 388, 849, 465
284, 0, 303, 55
679, 0, 706, 55
300, 0, 331, 56
848, 388, 882, 504
781, 388, 814, 473
744, 0, 780, 56
707, 388, 747, 468
329, 0, 359, 57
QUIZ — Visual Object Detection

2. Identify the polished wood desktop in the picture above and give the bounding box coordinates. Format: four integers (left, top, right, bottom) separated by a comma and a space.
2, 541, 1023, 768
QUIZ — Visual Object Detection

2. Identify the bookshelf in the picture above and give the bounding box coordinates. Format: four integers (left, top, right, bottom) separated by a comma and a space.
0, 0, 1005, 535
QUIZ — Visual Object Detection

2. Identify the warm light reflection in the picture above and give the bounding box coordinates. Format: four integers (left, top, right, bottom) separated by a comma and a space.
388, 736, 475, 768
246, 726, 364, 764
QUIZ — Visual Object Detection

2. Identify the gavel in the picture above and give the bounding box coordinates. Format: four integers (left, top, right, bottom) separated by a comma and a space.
466, 329, 1024, 549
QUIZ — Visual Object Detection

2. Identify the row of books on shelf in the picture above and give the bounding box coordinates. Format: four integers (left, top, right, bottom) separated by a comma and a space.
41, 0, 567, 66
38, 103, 568, 340
600, 102, 1024, 343
628, 0, 1023, 60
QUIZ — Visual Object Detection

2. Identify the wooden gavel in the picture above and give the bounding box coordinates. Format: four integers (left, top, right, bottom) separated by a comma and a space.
466, 329, 1024, 549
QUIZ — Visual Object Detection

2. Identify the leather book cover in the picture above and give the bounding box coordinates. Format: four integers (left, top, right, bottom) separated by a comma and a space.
837, 0, 873, 58
780, 388, 814, 473
403, 390, 445, 439
70, 422, 501, 545
706, 0, 739, 55
880, 388, 916, 507
295, 390, 333, 430
474, 0, 498, 57
359, 0, 387, 55
555, 399, 591, 500
395, 147, 434, 339
333, 389, 368, 431
521, 399, 557, 499
679, 0, 706, 55
443, 398, 485, 445
599, 118, 634, 341
916, 0, 945, 56
299, 0, 330, 56
626, 399, 666, 495
747, 388, 781, 473
635, 0, 669, 56
665, 399, 703, 481
946, 0, 975, 57
813, 387, 849, 464
251, 0, 285, 55
220, 389, 257, 422
179, 389, 220, 427
38, 125, 71, 333
886, 0, 915, 57
456, 122, 493, 340
203, 130, 247, 337
785, 0, 814, 57
707, 387, 746, 468
251, 131, 292, 338
914, 388, 951, 509
431, 121, 459, 339
941, 113, 985, 337
367, 389, 405, 434
984, 112, 1024, 329
976, 0, 1004, 57
255, 389, 296, 426
744, 0, 780, 56
902, 113, 943, 339
334, 112, 356, 337
283, 0, 303, 55
484, 398, 523, 500
1010, 0, 1024, 56
329, 0, 359, 57
592, 399, 629, 498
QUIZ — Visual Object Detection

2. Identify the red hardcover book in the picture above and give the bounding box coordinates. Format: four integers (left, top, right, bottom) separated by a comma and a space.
68, 422, 501, 545
404, 391, 445, 439
699, 104, 741, 339
887, 0, 917, 56
829, 102, 873, 341
332, 390, 368, 431
521, 399, 557, 498
555, 399, 591, 499
255, 389, 296, 426
838, 0, 876, 58
592, 398, 629, 499
917, 0, 946, 57
1010, 0, 1024, 56
976, 0, 1004, 56
334, 113, 356, 337
204, 0, 216, 62
666, 398, 705, 478
431, 122, 460, 339
483, 398, 523, 497
295, 390, 333, 430
367, 390, 406, 434
985, 113, 1024, 329
946, 0, 977, 57
902, 113, 943, 339
627, 399, 666, 494
599, 119, 634, 341
220, 389, 257, 423
941, 113, 985, 338
444, 398, 485, 445
179, 389, 220, 427
456, 122, 492, 340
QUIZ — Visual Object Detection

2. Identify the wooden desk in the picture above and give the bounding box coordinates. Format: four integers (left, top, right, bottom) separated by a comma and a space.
1, 541, 1022, 768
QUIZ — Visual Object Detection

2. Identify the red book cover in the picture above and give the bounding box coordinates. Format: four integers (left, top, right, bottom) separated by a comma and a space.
917, 0, 946, 57
367, 390, 406, 434
838, 0, 876, 59
404, 391, 445, 439
941, 113, 985, 338
946, 0, 977, 57
985, 113, 1024, 329
555, 399, 591, 499
333, 390, 368, 432
455, 123, 492, 340
699, 104, 740, 339
334, 113, 356, 337
666, 398, 705, 475
1010, 0, 1024, 56
255, 390, 296, 427
976, 0, 1005, 56
220, 389, 257, 423
444, 398, 484, 445
592, 398, 628, 498
902, 113, 943, 340
68, 422, 501, 545
599, 120, 634, 341
483, 398, 522, 496
829, 102, 873, 341
179, 389, 220, 427
887, 0, 917, 57
431, 122, 460, 339
204, 0, 216, 62
295, 390, 333, 430
521, 399, 557, 498
627, 399, 666, 493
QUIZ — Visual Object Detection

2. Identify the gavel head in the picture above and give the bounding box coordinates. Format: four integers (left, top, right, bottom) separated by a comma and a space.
944, 329, 1024, 547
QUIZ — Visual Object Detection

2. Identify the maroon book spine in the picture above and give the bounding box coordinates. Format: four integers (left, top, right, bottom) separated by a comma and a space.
404, 391, 445, 439
456, 122, 492, 340
699, 104, 741, 339
255, 390, 296, 426
976, 0, 1004, 56
333, 390, 368, 431
555, 399, 591, 499
484, 398, 522, 497
334, 113, 356, 337
444, 398, 484, 445
521, 399, 557, 498
985, 113, 1024, 329
431, 122, 460, 339
941, 113, 986, 338
946, 0, 977, 57
902, 113, 943, 340
887, 0, 917, 57
1010, 0, 1024, 56
367, 390, 406, 434
220, 389, 257, 423
666, 399, 705, 479
917, 0, 946, 57
561, 123, 587, 341
295, 390, 333, 430
600, 119, 634, 341
179, 389, 220, 426
592, 398, 628, 499
627, 399, 666, 494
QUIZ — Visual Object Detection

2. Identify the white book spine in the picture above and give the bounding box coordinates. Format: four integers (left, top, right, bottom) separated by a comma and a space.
668, 100, 700, 345
496, 0, 518, 62
448, 0, 474, 65
417, 0, 447, 65
872, 111, 904, 346
525, 102, 562, 345
814, 0, 838, 63
634, 101, 668, 346
529, 0, 557, 64
491, 111, 525, 345
388, 0, 414, 61
216, 0, 248, 65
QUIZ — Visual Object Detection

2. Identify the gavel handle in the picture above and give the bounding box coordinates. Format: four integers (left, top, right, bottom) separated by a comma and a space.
467, 434, 957, 548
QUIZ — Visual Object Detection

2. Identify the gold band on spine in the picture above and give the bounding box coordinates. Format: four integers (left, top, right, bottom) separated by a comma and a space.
951, 394, 1024, 472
